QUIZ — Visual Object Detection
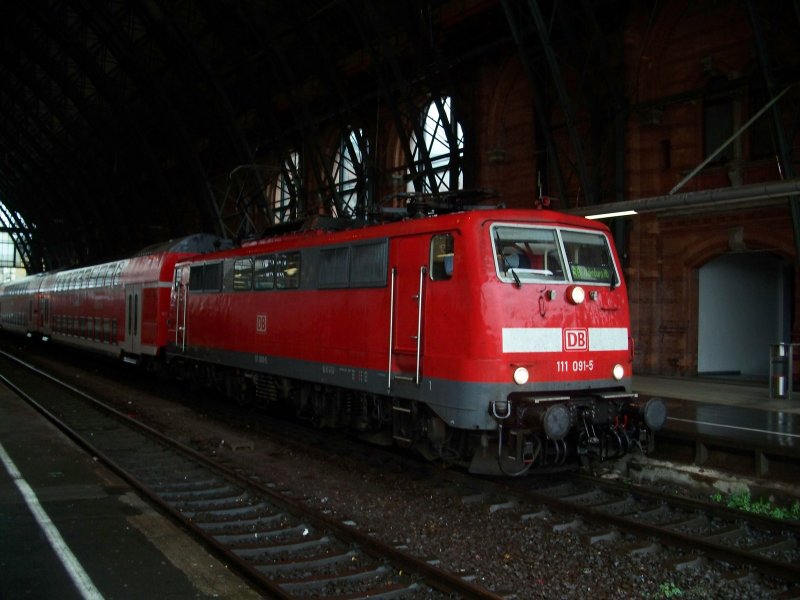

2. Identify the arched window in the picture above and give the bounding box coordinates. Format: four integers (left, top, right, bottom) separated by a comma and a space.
271, 151, 301, 223
0, 202, 31, 277
407, 96, 464, 193
332, 127, 369, 218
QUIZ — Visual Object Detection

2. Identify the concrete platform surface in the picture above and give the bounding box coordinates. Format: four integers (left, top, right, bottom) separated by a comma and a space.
0, 386, 260, 600
634, 375, 800, 454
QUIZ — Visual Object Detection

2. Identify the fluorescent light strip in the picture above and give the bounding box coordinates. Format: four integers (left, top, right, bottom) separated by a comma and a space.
585, 210, 638, 220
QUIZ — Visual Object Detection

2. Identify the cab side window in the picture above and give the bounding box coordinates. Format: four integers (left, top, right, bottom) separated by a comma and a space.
430, 233, 454, 281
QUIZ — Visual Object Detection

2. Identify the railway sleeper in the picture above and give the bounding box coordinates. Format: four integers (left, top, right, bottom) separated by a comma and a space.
276, 564, 389, 593
213, 523, 312, 545
231, 534, 333, 558
254, 549, 360, 575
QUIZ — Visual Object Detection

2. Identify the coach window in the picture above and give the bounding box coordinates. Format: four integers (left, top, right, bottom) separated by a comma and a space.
101, 264, 114, 286
203, 262, 223, 292
189, 265, 204, 290
254, 255, 276, 290
430, 234, 454, 281
276, 252, 301, 289
233, 257, 254, 291
112, 264, 123, 286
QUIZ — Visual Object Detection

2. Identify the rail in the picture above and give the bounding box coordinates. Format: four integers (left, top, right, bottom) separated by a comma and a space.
0, 349, 502, 599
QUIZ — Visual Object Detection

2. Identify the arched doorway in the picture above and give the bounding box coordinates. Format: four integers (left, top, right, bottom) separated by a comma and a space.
698, 252, 792, 378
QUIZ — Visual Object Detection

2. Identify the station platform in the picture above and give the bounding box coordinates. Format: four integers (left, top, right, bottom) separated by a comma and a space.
0, 386, 260, 600
632, 375, 800, 478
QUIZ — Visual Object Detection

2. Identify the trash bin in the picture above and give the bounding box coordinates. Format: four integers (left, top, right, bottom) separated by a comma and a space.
770, 343, 792, 399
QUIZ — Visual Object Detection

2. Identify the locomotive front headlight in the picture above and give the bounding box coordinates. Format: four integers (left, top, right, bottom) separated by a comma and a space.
613, 364, 625, 380
567, 285, 585, 305
513, 367, 529, 385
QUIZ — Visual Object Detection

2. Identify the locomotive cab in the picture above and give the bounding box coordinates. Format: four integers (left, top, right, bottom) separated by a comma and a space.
466, 218, 665, 475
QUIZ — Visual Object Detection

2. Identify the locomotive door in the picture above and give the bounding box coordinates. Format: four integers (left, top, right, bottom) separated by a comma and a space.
173, 265, 189, 351
124, 283, 143, 355
389, 236, 429, 386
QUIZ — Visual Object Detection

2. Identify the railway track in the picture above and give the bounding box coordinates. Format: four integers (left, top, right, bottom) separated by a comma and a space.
5, 339, 799, 596
0, 349, 502, 600
497, 471, 800, 587
205, 383, 800, 594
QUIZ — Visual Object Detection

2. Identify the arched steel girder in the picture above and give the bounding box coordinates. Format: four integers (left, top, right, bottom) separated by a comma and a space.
348, 1, 442, 195
744, 0, 800, 258
200, 3, 404, 223
141, 2, 253, 163
189, 0, 285, 228
17, 1, 179, 258
259, 8, 375, 222
516, 0, 593, 204
338, 127, 373, 219
0, 184, 37, 270
0, 127, 65, 269
0, 35, 109, 243
1, 6, 157, 227
64, 0, 217, 239
219, 7, 328, 223
139, 1, 265, 234
255, 47, 309, 223
0, 202, 35, 271
0, 112, 93, 271
243, 30, 316, 222
280, 1, 370, 220
500, 0, 594, 206
387, 3, 467, 194
500, 0, 566, 204
561, 0, 628, 202
0, 85, 73, 230
189, 0, 283, 230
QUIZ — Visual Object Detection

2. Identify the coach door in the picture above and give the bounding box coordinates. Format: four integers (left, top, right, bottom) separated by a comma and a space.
389, 236, 429, 387
124, 283, 143, 356
174, 265, 189, 351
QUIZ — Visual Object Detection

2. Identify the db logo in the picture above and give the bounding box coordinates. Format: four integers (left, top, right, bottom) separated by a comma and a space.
564, 328, 588, 351
256, 314, 267, 333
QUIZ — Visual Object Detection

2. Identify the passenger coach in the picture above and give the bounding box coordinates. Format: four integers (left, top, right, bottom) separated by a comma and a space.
0, 234, 223, 361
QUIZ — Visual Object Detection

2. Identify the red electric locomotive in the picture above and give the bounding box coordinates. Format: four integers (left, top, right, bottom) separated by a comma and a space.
165, 204, 666, 475
0, 204, 664, 475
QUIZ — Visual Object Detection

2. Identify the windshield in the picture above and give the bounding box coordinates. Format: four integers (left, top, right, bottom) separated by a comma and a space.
492, 225, 618, 286
561, 230, 616, 284
493, 226, 567, 283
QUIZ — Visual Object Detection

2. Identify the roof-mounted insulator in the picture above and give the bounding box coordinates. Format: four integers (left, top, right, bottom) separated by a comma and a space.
380, 189, 503, 219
